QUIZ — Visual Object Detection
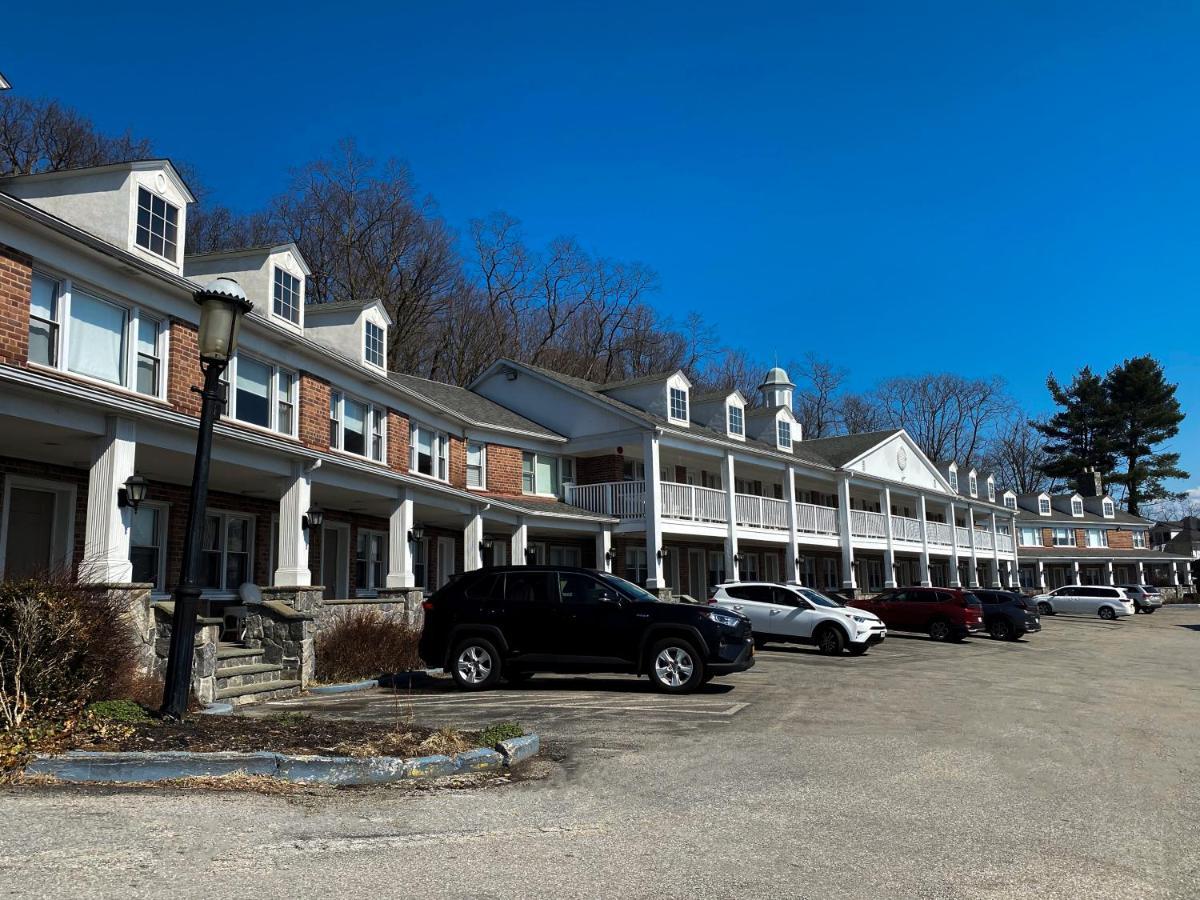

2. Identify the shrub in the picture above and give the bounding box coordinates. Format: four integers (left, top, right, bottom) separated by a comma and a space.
85, 699, 150, 723
0, 573, 139, 729
314, 608, 421, 683
478, 721, 523, 747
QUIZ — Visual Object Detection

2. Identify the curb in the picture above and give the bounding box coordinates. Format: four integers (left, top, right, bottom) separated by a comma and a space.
309, 679, 379, 695
24, 734, 540, 786
307, 669, 445, 695
199, 702, 234, 715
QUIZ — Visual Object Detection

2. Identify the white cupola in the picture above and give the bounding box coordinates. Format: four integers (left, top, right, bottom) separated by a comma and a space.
758, 367, 794, 410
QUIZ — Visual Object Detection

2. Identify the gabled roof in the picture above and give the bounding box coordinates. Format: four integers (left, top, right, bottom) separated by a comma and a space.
185, 241, 312, 276
388, 372, 563, 441
795, 430, 903, 467
0, 72, 10, 91
692, 388, 747, 404
597, 369, 689, 392
0, 158, 196, 203
305, 297, 393, 326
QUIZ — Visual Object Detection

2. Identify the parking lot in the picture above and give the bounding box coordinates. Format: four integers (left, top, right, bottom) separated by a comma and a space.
8, 607, 1200, 898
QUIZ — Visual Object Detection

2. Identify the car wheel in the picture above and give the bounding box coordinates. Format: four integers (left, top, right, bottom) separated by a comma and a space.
1098, 606, 1117, 620
846, 643, 869, 656
1037, 602, 1054, 615
648, 638, 704, 693
928, 619, 953, 642
988, 619, 1013, 641
450, 637, 502, 691
1145, 608, 1157, 615
815, 625, 846, 656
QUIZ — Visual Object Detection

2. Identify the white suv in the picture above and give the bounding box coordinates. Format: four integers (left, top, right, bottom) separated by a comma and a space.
712, 582, 886, 656
1118, 584, 1163, 614
1032, 585, 1134, 620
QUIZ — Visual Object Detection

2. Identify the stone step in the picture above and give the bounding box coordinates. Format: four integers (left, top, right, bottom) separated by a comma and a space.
214, 679, 303, 707
216, 644, 262, 663
215, 663, 284, 690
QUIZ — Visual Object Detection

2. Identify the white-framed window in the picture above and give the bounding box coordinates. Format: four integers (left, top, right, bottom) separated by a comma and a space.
29, 272, 60, 367
1102, 499, 1114, 518
364, 320, 385, 368
522, 452, 559, 495
355, 529, 387, 594
330, 392, 386, 461
777, 419, 792, 450
986, 478, 996, 502
1071, 497, 1084, 517
201, 512, 253, 592
948, 468, 959, 492
128, 502, 168, 591
466, 442, 486, 488
1085, 528, 1107, 548
135, 186, 179, 261
1052, 527, 1076, 547
412, 536, 429, 589
410, 423, 449, 480
968, 473, 978, 497
728, 404, 744, 436
1004, 494, 1017, 510
227, 354, 297, 436
561, 457, 575, 486
1019, 526, 1041, 547
668, 387, 688, 422
272, 267, 302, 324
623, 459, 646, 481
1132, 530, 1147, 549
1038, 496, 1052, 515
625, 547, 648, 584
68, 289, 128, 385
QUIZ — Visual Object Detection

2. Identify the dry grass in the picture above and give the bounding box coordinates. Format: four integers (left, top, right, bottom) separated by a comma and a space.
315, 608, 421, 683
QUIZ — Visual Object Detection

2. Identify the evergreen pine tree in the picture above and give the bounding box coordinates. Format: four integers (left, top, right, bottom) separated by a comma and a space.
1103, 356, 1188, 516
1035, 367, 1116, 484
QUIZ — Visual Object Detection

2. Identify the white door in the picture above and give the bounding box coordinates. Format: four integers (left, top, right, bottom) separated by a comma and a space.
766, 585, 820, 639
722, 584, 775, 635
436, 536, 456, 588
1053, 586, 1081, 613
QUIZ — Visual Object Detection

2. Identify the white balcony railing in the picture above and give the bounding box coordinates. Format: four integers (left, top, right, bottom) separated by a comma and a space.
955, 526, 972, 548
975, 529, 993, 551
997, 533, 1013, 552
796, 502, 839, 536
850, 509, 887, 539
926, 522, 953, 546
891, 515, 923, 543
565, 481, 646, 519
734, 493, 790, 530
660, 482, 727, 524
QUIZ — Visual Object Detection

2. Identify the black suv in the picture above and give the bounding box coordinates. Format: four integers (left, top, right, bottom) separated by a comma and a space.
973, 589, 1041, 641
418, 566, 755, 693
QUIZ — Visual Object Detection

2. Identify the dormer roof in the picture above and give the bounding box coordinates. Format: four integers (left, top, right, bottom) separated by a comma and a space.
0, 158, 196, 203
305, 297, 393, 326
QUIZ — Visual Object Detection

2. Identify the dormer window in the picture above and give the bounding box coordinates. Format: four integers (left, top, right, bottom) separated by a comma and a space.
1039, 496, 1051, 515
272, 267, 302, 324
777, 419, 792, 450
669, 387, 688, 422
1071, 497, 1084, 517
135, 187, 179, 261
986, 478, 995, 502
1102, 499, 1114, 518
364, 320, 385, 368
949, 469, 959, 492
968, 473, 978, 497
1003, 494, 1017, 510
728, 405, 744, 437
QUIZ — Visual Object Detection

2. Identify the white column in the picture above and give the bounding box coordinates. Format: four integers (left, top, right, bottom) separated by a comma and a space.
464, 510, 484, 572
596, 524, 613, 573
511, 517, 529, 566
274, 461, 312, 586
1171, 562, 1181, 587
1036, 559, 1045, 590
989, 512, 1002, 587
723, 450, 739, 581
1136, 560, 1145, 585
1104, 558, 1115, 586
784, 464, 799, 582
917, 494, 931, 586
644, 430, 665, 589
882, 486, 896, 588
385, 488, 415, 588
966, 507, 980, 587
1009, 514, 1021, 588
837, 473, 856, 591
947, 500, 961, 587
80, 416, 136, 584
1072, 560, 1081, 585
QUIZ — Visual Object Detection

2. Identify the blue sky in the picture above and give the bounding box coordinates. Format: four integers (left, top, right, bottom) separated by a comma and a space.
3, 1, 1197, 499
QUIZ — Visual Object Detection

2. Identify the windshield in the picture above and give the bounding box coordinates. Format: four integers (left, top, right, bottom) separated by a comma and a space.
796, 587, 844, 608
599, 572, 658, 603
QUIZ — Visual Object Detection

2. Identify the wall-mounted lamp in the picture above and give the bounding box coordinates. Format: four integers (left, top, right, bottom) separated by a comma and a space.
408, 524, 425, 543
480, 537, 494, 553
733, 553, 743, 564
302, 506, 324, 530
656, 547, 669, 562
604, 548, 617, 563
117, 474, 149, 512
524, 547, 537, 560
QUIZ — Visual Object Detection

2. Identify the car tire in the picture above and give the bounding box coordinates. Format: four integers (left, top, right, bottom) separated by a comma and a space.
449, 637, 502, 691
815, 625, 846, 656
846, 643, 869, 656
1145, 608, 1156, 615
648, 638, 705, 693
1098, 606, 1117, 620
1037, 602, 1054, 615
928, 619, 953, 642
988, 619, 1013, 641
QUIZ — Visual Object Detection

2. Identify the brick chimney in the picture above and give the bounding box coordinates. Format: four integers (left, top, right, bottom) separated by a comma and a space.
1076, 467, 1104, 498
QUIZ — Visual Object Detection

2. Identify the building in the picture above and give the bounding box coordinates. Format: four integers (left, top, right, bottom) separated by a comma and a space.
1151, 516, 1200, 584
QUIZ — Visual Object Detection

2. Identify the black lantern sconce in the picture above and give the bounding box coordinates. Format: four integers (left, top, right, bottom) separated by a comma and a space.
408, 524, 425, 543
656, 547, 669, 562
480, 537, 495, 553
604, 548, 617, 564
117, 474, 149, 512
302, 506, 324, 531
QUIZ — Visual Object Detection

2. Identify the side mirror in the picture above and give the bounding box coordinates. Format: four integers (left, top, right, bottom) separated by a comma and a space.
599, 591, 623, 605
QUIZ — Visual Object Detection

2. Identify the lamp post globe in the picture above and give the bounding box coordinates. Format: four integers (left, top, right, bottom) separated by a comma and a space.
195, 277, 252, 362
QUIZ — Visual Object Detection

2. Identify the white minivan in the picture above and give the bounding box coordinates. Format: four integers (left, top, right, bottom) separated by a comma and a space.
712, 582, 887, 656
1033, 585, 1134, 620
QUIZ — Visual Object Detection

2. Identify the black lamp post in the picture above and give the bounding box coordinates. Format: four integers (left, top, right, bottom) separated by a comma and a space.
161, 278, 252, 720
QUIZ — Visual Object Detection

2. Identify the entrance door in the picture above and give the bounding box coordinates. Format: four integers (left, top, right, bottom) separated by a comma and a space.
688, 549, 706, 600
3, 487, 56, 578
436, 536, 456, 588
320, 525, 349, 600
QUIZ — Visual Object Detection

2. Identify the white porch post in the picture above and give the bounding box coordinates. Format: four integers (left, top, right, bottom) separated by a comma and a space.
1135, 560, 1145, 585
80, 416, 137, 584
1072, 560, 1081, 585
989, 512, 1002, 587
723, 450, 739, 581
1171, 562, 1181, 587
1009, 514, 1021, 588
1104, 558, 1115, 586
966, 508, 980, 588
274, 461, 312, 586
1036, 559, 1045, 590
838, 474, 856, 592
917, 494, 932, 586
511, 517, 529, 566
947, 500, 961, 587
644, 431, 665, 589
881, 485, 896, 588
784, 464, 799, 581
596, 524, 613, 573
385, 488, 415, 588
463, 510, 484, 572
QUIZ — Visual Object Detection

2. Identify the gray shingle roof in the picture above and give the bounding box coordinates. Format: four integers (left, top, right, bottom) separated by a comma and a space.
304, 298, 377, 314
795, 430, 902, 467
388, 373, 563, 440
485, 495, 615, 521
1017, 546, 1191, 561
1013, 506, 1150, 527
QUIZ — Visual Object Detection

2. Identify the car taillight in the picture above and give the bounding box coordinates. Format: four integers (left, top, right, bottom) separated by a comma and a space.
421, 600, 434, 611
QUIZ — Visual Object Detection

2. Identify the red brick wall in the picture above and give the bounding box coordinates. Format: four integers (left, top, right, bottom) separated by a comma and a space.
448, 436, 467, 489
1108, 529, 1134, 550
576, 454, 624, 485
299, 373, 331, 451
387, 409, 410, 472
485, 444, 523, 495
0, 243, 32, 367
167, 318, 202, 416
0, 456, 89, 572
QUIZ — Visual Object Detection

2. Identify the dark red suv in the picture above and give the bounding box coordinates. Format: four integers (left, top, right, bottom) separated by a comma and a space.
851, 587, 984, 642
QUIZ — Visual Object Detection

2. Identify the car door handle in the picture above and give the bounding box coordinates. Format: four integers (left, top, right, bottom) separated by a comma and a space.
769, 609, 782, 615
731, 605, 743, 612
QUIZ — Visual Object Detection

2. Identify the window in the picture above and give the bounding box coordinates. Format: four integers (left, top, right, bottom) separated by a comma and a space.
561, 457, 575, 485
410, 424, 449, 479
1019, 527, 1042, 547
229, 355, 296, 434
331, 393, 385, 461
29, 272, 60, 366
371, 408, 386, 462
1102, 499, 1114, 518
558, 572, 609, 605
329, 392, 341, 448
466, 442, 486, 488
272, 267, 301, 323
343, 397, 367, 456
128, 504, 165, 591
623, 459, 645, 481
1003, 494, 1017, 510
364, 320, 385, 367
135, 187, 179, 261
277, 370, 295, 435
777, 419, 792, 450
355, 530, 387, 593
1039, 496, 1052, 515
68, 290, 127, 384
625, 547, 649, 585
522, 452, 559, 495
949, 469, 959, 491
135, 317, 161, 395
412, 537, 428, 589
668, 387, 688, 422
1132, 530, 1147, 549
968, 473, 978, 497
987, 479, 995, 502
1085, 528, 1107, 548
1052, 527, 1076, 547
1071, 497, 1084, 516
728, 404, 744, 436
200, 513, 252, 591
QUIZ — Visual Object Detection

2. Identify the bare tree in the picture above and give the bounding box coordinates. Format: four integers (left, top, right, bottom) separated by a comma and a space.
792, 354, 847, 438
838, 393, 886, 434
872, 374, 1012, 465
982, 414, 1056, 494
0, 95, 155, 176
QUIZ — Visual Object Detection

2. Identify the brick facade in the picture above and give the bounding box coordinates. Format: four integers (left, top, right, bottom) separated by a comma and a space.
298, 372, 331, 451
166, 318, 202, 416
485, 444, 524, 495
576, 454, 624, 485
448, 435, 467, 489
387, 409, 410, 472
0, 243, 32, 367
1107, 529, 1135, 550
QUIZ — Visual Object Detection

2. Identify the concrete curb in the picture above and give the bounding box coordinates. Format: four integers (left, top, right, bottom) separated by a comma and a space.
307, 668, 445, 696
308, 679, 379, 695
199, 702, 234, 715
24, 734, 540, 785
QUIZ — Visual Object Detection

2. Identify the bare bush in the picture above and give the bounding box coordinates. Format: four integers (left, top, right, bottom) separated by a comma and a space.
315, 608, 421, 683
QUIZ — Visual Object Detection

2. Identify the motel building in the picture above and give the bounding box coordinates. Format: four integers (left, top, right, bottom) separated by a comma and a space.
0, 159, 1190, 703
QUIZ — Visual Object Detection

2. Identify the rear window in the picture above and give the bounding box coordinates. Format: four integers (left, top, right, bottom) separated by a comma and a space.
962, 592, 982, 607
502, 571, 557, 604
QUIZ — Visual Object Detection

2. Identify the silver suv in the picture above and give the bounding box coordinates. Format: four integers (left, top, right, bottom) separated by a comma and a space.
1118, 584, 1163, 614
712, 582, 886, 656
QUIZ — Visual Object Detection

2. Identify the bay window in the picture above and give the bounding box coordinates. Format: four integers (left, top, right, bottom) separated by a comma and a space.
410, 423, 449, 479
355, 530, 387, 594
466, 441, 486, 488
331, 392, 386, 462
522, 451, 559, 495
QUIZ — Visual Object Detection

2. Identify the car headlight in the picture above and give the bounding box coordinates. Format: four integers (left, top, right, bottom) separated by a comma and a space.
706, 610, 742, 628
851, 615, 871, 624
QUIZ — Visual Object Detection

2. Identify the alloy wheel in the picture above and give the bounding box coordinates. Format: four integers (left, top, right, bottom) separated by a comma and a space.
654, 646, 694, 688
456, 645, 493, 684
